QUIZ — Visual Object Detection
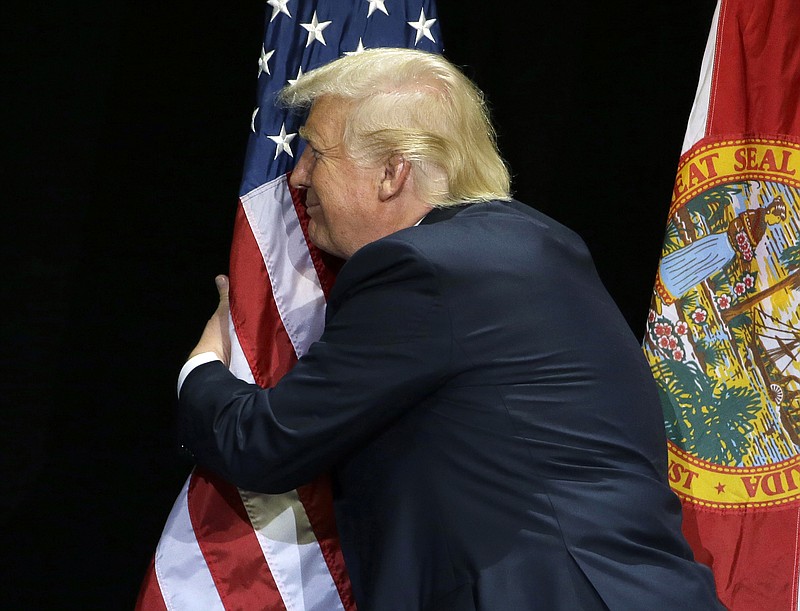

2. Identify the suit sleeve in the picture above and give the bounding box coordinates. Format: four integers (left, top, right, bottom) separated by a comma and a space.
178, 238, 452, 493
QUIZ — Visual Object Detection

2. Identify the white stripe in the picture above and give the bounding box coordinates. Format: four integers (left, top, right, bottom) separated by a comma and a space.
240, 175, 327, 358
681, 0, 722, 154
154, 475, 225, 611
241, 489, 346, 611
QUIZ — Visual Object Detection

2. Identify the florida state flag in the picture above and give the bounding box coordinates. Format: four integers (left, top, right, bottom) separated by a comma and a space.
645, 1, 800, 609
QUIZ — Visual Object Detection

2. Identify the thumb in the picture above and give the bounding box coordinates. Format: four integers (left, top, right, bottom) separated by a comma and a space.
215, 275, 230, 302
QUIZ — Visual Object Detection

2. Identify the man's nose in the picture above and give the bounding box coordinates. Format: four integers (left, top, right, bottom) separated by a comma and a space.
290, 147, 313, 189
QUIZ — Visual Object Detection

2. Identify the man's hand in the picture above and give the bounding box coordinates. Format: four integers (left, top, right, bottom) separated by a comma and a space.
189, 275, 232, 366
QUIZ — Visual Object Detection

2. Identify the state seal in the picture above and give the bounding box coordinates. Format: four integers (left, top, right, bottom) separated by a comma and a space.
646, 137, 800, 510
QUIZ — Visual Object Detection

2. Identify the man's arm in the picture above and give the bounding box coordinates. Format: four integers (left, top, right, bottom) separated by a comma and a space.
178, 238, 452, 493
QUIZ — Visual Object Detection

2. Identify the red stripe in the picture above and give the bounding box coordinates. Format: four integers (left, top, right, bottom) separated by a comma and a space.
229, 201, 298, 387
189, 468, 287, 610
134, 556, 168, 611
682, 503, 800, 610
287, 174, 342, 299
708, 0, 800, 138
297, 476, 357, 611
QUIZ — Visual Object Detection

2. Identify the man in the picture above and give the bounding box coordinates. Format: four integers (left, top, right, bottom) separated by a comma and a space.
178, 48, 723, 609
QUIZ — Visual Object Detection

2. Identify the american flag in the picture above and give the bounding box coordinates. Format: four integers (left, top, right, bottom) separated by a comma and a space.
136, 1, 442, 609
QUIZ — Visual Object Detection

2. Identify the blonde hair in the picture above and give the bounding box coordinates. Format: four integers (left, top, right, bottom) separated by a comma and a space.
278, 48, 511, 208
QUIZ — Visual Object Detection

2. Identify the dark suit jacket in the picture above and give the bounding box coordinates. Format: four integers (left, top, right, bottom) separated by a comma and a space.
179, 200, 724, 610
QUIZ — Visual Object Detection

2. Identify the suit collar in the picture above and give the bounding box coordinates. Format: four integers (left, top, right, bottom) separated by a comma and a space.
419, 203, 475, 225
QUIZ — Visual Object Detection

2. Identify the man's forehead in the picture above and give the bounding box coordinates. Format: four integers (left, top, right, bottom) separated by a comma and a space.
301, 97, 348, 144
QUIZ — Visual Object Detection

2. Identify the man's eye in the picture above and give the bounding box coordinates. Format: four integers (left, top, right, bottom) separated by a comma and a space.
310, 148, 322, 160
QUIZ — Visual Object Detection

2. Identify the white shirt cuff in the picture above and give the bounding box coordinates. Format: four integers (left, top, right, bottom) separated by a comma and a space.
177, 352, 221, 396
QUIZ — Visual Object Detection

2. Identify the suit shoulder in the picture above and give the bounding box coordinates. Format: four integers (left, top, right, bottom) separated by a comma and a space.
392, 200, 594, 273
330, 234, 440, 308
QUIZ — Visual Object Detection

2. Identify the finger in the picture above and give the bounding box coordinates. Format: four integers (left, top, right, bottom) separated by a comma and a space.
214, 275, 230, 301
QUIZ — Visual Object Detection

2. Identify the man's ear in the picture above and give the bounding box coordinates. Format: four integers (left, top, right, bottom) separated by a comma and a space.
378, 154, 411, 202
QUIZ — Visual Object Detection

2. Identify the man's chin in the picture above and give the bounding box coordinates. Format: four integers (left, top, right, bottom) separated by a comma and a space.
308, 226, 333, 256
311, 237, 348, 260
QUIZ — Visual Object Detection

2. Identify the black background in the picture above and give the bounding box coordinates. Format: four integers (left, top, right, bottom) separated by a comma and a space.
5, 1, 717, 607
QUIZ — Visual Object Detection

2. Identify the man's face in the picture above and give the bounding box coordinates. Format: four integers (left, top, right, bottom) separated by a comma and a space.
289, 96, 385, 259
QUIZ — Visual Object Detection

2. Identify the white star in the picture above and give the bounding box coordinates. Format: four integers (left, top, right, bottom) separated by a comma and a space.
267, 0, 292, 22
268, 123, 297, 159
251, 107, 259, 133
300, 11, 332, 47
288, 66, 304, 86
258, 46, 275, 77
344, 38, 366, 56
366, 0, 388, 17
407, 8, 436, 45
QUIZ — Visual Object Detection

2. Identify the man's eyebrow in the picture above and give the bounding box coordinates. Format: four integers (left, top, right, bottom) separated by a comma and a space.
298, 126, 313, 141
299, 125, 334, 154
